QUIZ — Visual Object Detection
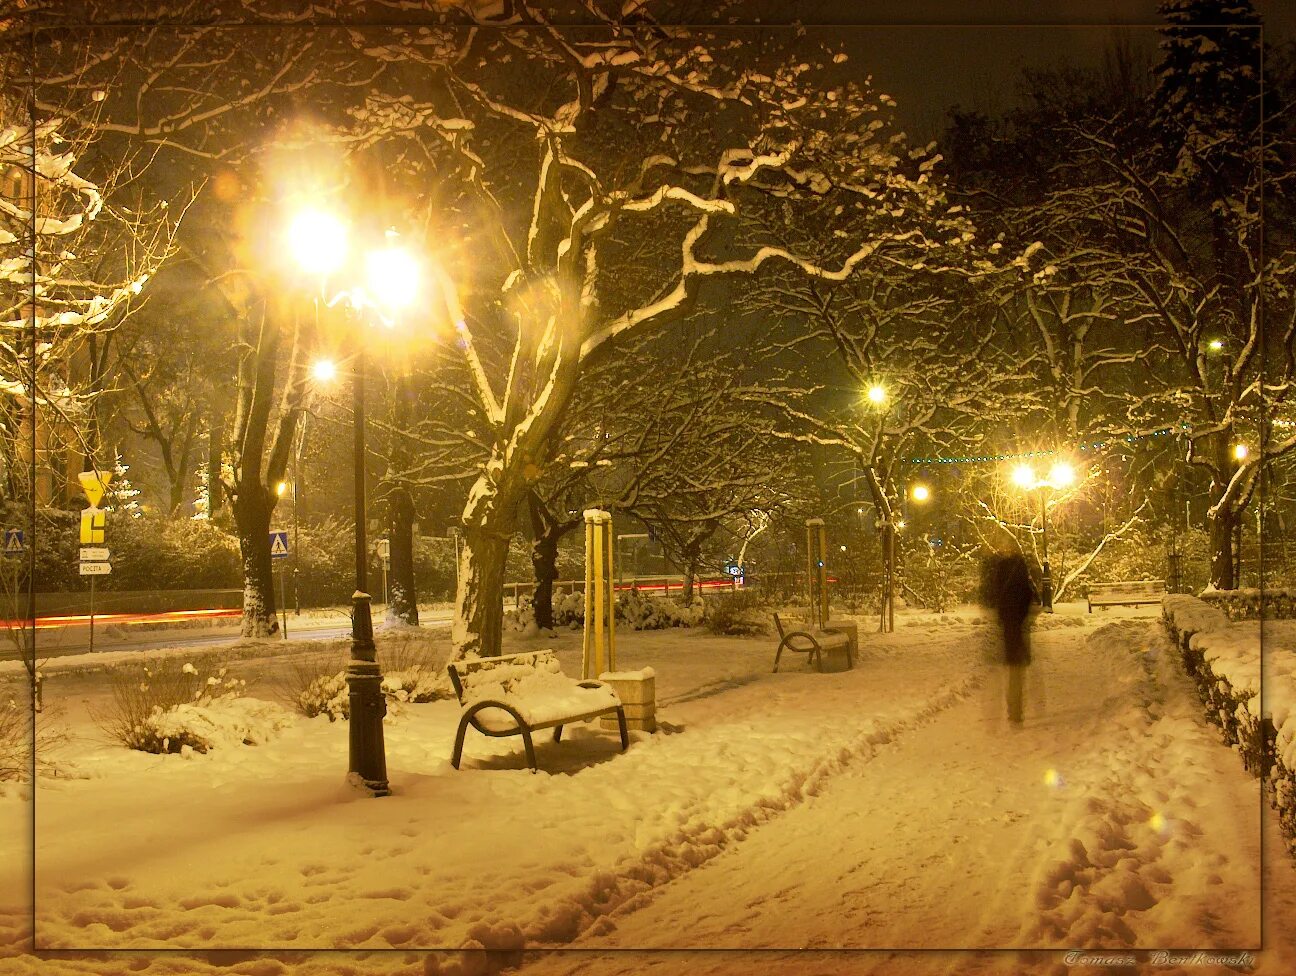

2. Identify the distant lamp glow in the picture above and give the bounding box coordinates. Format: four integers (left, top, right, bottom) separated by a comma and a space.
1208, 339, 1224, 352
1233, 443, 1249, 461
866, 383, 887, 405
275, 480, 288, 497
911, 483, 931, 503
288, 209, 348, 276
1048, 462, 1075, 488
1012, 464, 1037, 489
840, 544, 848, 552
366, 244, 420, 312
896, 519, 907, 530
311, 358, 338, 383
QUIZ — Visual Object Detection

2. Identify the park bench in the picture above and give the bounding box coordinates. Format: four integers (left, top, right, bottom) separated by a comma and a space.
772, 613, 853, 673
447, 650, 629, 772
1086, 579, 1166, 612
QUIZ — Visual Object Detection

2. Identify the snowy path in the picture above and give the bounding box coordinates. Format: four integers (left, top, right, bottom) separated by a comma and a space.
521, 619, 1265, 972
2, 611, 1293, 976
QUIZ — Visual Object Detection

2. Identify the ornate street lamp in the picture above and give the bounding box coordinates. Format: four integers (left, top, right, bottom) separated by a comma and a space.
1010, 461, 1075, 612
288, 211, 420, 797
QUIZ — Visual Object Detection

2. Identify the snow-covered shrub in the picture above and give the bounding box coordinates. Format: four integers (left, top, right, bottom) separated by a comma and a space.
902, 540, 977, 613
506, 588, 703, 632
0, 685, 67, 782
704, 589, 770, 636
95, 661, 254, 753
0, 694, 23, 781
277, 637, 451, 722
1199, 587, 1296, 621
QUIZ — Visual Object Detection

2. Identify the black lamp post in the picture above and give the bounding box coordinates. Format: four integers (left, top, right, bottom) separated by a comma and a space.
346, 339, 389, 796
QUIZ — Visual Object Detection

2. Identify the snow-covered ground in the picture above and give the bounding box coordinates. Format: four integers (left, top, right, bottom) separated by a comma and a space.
0, 603, 1290, 975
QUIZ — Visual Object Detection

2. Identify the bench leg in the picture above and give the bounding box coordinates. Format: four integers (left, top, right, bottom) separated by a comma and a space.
813, 644, 823, 672
451, 714, 472, 770
773, 641, 784, 673
615, 707, 629, 751
521, 726, 538, 773
553, 724, 564, 743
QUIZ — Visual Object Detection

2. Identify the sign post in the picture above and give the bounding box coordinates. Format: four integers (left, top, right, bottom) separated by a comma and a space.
270, 530, 290, 638
77, 471, 114, 653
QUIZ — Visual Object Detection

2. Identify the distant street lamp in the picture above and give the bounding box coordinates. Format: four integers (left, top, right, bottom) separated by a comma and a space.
866, 383, 887, 406
288, 209, 420, 797
910, 483, 931, 503
1010, 460, 1076, 612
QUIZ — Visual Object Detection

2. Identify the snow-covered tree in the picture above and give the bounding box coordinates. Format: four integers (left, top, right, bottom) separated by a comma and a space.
324, 5, 995, 658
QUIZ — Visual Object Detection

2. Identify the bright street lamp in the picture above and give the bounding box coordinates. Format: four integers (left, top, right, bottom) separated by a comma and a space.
1233, 444, 1249, 462
911, 483, 931, 503
365, 242, 420, 312
1009, 458, 1077, 612
311, 358, 338, 383
288, 209, 348, 278
866, 383, 887, 405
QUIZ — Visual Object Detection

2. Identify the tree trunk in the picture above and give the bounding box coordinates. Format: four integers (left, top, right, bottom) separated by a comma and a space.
452, 526, 510, 659
681, 552, 699, 605
387, 485, 418, 626
233, 483, 278, 636
1209, 503, 1238, 591
531, 531, 560, 631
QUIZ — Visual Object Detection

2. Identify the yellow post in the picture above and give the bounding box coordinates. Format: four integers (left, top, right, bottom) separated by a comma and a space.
818, 521, 829, 626
583, 511, 595, 679
606, 515, 616, 672
805, 520, 816, 628
592, 514, 605, 677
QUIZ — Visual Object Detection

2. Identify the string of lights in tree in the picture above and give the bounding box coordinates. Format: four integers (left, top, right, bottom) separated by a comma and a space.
904, 424, 1193, 465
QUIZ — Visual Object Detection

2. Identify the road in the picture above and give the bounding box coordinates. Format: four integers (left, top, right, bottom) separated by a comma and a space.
16, 608, 454, 660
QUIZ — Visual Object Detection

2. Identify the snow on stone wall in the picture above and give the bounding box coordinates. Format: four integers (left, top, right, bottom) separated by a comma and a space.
1163, 594, 1296, 853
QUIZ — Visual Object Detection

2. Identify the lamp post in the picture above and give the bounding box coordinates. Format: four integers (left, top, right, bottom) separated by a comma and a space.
287, 210, 419, 797
1011, 461, 1075, 612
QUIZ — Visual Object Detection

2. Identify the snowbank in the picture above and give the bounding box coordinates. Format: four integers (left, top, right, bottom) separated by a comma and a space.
1163, 594, 1296, 852
1199, 586, 1296, 621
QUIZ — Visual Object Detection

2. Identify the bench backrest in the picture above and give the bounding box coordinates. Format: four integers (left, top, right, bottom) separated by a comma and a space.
1088, 580, 1165, 596
447, 650, 563, 704
772, 613, 787, 639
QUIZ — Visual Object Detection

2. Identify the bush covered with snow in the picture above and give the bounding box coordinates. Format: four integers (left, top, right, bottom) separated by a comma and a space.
278, 635, 452, 722
507, 589, 703, 634
94, 661, 286, 754
1198, 586, 1296, 621
703, 589, 770, 636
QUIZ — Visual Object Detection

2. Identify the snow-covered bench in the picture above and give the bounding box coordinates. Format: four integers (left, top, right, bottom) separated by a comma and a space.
447, 650, 629, 772
1086, 579, 1165, 612
772, 614, 852, 672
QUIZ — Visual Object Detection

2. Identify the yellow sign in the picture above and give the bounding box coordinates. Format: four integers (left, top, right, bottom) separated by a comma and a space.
78, 470, 114, 509
80, 507, 105, 545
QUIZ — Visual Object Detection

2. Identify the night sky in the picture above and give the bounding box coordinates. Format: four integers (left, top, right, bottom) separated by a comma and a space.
745, 0, 1294, 139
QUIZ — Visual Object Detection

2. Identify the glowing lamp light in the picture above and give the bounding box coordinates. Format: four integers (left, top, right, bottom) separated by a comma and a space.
1233, 444, 1249, 461
275, 481, 288, 497
1012, 464, 1037, 489
1048, 462, 1075, 488
311, 358, 338, 383
366, 245, 420, 312
911, 484, 931, 503
866, 384, 887, 405
288, 209, 348, 276
1208, 339, 1224, 352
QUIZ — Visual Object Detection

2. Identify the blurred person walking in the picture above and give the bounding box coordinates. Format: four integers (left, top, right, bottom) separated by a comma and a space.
980, 549, 1040, 724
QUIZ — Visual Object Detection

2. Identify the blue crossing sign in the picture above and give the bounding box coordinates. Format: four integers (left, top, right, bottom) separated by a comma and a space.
269, 530, 290, 559
3, 528, 22, 556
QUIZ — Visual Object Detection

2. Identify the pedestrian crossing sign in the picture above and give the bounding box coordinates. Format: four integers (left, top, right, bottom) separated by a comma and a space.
3, 528, 22, 555
269, 530, 290, 559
